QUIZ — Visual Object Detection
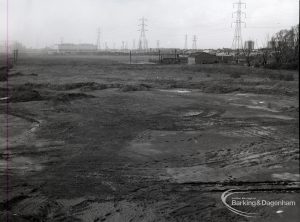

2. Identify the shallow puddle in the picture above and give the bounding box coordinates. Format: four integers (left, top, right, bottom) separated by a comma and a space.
0, 97, 9, 101
257, 114, 294, 120
182, 111, 203, 117
159, 89, 192, 93
230, 103, 279, 113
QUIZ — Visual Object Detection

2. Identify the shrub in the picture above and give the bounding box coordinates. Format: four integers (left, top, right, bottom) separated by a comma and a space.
280, 63, 299, 70
254, 63, 260, 68
282, 74, 294, 81
267, 102, 272, 109
265, 62, 298, 70
268, 73, 294, 81
230, 73, 241, 78
0, 66, 8, 81
0, 71, 7, 81
264, 63, 281, 69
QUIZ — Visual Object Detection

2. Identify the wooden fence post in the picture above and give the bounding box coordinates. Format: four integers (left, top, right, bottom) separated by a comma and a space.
158, 50, 161, 63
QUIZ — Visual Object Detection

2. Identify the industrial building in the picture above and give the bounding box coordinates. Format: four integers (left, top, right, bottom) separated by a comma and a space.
244, 41, 255, 51
58, 43, 97, 54
0, 41, 26, 53
188, 52, 219, 64
267, 40, 280, 49
216, 52, 235, 63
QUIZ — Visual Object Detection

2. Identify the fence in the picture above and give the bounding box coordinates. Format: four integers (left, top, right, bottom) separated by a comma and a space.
0, 49, 187, 65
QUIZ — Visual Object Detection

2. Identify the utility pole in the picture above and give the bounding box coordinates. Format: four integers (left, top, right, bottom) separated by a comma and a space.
132, 39, 136, 50
255, 39, 259, 50
232, 0, 246, 53
138, 17, 148, 51
156, 40, 160, 50
96, 27, 101, 50
130, 50, 132, 64
122, 41, 125, 51
192, 35, 197, 50
184, 34, 188, 50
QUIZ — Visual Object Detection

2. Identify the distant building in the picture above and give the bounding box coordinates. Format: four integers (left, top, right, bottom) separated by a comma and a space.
188, 57, 196, 65
58, 43, 97, 54
216, 52, 234, 63
46, 45, 59, 54
244, 41, 255, 51
160, 54, 179, 64
0, 41, 26, 53
189, 52, 218, 64
267, 40, 280, 49
0, 42, 11, 53
157, 49, 186, 64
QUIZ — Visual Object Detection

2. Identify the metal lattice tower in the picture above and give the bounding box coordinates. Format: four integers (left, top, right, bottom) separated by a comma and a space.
184, 34, 188, 49
96, 28, 101, 50
232, 0, 246, 52
138, 17, 148, 51
156, 40, 160, 50
122, 41, 125, 51
192, 35, 197, 50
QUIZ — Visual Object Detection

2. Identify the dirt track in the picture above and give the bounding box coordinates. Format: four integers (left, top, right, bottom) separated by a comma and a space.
0, 55, 299, 221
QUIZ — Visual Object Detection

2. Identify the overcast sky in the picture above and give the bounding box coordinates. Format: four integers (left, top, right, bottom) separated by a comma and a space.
0, 0, 299, 49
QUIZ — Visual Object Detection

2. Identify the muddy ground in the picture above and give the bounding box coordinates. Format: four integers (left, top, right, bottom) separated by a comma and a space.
0, 55, 299, 221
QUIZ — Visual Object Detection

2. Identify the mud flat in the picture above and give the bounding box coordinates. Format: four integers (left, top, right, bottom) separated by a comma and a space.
0, 55, 299, 221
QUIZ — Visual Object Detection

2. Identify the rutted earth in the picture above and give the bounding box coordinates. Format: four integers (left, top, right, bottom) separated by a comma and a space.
0, 56, 299, 222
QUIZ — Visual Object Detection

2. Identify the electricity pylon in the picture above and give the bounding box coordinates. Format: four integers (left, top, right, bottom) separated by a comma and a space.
192, 35, 197, 50
232, 0, 246, 53
96, 28, 101, 50
138, 17, 148, 51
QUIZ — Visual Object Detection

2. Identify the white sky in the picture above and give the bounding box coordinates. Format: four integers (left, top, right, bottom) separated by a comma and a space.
0, 0, 299, 49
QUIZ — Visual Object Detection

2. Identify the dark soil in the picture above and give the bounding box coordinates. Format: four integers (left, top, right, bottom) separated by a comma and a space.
0, 55, 298, 222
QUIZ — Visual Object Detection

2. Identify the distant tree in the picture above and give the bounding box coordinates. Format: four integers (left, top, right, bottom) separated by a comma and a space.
292, 24, 299, 64
243, 47, 252, 67
271, 25, 299, 69
259, 35, 271, 67
261, 48, 270, 66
